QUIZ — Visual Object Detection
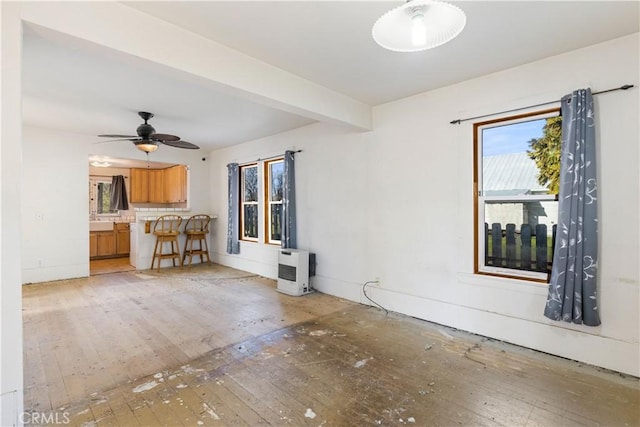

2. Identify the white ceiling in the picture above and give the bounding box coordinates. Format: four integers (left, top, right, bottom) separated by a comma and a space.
22, 1, 639, 153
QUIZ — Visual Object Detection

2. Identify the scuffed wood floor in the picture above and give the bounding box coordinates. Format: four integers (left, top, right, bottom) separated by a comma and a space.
23, 264, 639, 426
90, 257, 135, 276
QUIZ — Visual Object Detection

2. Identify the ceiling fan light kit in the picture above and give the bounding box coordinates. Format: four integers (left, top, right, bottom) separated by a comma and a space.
98, 111, 199, 153
135, 141, 159, 153
372, 0, 466, 53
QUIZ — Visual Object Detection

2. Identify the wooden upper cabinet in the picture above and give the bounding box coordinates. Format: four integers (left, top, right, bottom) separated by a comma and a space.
130, 166, 187, 204
164, 165, 188, 203
148, 169, 165, 203
130, 168, 150, 203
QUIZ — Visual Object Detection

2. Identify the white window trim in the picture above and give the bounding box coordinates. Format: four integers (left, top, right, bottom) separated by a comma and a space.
90, 178, 119, 217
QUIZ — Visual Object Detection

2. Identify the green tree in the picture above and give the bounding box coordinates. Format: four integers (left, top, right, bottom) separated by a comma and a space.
528, 116, 562, 194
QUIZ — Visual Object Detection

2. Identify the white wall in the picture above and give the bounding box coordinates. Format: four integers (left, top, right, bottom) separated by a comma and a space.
210, 34, 640, 376
1, 2, 24, 423
21, 126, 212, 284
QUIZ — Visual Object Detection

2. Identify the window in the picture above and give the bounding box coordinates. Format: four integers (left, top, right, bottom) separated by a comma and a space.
474, 109, 560, 281
90, 179, 117, 216
240, 164, 258, 240
265, 159, 284, 244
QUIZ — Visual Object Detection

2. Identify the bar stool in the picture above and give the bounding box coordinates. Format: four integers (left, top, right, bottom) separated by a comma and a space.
182, 214, 211, 267
150, 214, 183, 272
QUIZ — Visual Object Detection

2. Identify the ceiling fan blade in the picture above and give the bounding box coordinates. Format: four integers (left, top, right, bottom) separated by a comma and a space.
151, 133, 180, 142
95, 138, 141, 144
160, 140, 199, 150
98, 134, 138, 138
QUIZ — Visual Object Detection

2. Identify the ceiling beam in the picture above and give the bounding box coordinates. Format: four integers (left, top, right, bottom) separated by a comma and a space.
20, 1, 372, 131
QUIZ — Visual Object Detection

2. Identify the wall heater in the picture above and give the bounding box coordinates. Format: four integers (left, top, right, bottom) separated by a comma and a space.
277, 249, 316, 296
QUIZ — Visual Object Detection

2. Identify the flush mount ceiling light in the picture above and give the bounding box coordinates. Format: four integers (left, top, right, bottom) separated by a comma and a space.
372, 0, 466, 53
90, 161, 112, 167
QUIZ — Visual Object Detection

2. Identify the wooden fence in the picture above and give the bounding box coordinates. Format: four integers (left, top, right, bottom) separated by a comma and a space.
484, 223, 557, 274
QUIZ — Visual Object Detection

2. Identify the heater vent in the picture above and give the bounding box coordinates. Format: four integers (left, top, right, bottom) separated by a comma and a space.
278, 264, 297, 282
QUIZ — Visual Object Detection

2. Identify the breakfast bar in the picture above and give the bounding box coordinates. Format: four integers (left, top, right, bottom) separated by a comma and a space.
130, 210, 217, 270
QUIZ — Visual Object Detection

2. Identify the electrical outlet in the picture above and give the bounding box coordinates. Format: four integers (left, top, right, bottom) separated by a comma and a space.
374, 277, 381, 286
37, 259, 43, 267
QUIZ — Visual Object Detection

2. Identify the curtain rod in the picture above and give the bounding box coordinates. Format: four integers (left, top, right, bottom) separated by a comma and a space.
228, 149, 302, 167
450, 84, 635, 125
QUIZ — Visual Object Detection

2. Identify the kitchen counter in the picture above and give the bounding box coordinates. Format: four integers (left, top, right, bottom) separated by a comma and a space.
138, 214, 217, 221
130, 212, 217, 270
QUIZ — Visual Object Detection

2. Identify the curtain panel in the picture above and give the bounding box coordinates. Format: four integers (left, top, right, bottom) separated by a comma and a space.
226, 163, 240, 254
281, 150, 297, 249
109, 175, 129, 211
544, 88, 600, 326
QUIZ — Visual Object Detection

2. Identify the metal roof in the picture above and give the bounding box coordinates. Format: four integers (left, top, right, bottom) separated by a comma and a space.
483, 152, 547, 196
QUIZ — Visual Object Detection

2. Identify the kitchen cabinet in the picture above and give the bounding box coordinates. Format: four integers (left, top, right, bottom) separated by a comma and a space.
97, 231, 116, 257
116, 223, 130, 255
89, 233, 98, 258
164, 165, 187, 203
130, 168, 149, 203
90, 224, 130, 259
149, 169, 165, 203
130, 166, 186, 203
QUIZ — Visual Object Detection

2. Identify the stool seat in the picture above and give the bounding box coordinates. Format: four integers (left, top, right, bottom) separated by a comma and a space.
154, 230, 179, 236
151, 215, 183, 272
182, 214, 211, 267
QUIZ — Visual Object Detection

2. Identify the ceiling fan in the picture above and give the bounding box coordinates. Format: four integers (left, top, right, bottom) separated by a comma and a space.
98, 111, 199, 153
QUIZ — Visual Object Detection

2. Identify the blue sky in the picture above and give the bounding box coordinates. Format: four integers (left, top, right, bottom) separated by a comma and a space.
483, 119, 545, 157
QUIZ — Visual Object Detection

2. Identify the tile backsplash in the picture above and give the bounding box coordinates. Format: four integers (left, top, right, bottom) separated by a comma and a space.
134, 208, 190, 212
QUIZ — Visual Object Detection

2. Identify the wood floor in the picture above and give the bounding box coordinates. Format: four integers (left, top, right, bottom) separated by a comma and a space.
23, 264, 639, 426
90, 257, 136, 275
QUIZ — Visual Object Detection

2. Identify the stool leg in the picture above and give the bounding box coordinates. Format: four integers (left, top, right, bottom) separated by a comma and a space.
151, 237, 159, 271
186, 235, 191, 267
176, 237, 182, 267
182, 235, 188, 266
157, 238, 165, 272
171, 238, 177, 267
188, 235, 194, 267
202, 234, 210, 265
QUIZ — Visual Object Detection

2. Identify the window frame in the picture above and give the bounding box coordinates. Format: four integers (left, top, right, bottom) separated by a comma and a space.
264, 158, 284, 245
240, 163, 259, 242
90, 178, 118, 217
473, 108, 560, 282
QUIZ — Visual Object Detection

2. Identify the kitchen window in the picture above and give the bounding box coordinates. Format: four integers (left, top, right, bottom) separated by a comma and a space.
474, 109, 560, 281
90, 179, 117, 216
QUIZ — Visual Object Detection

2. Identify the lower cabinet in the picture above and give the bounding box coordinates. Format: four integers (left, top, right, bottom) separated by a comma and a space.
90, 223, 131, 259
116, 223, 130, 255
90, 233, 98, 258
97, 232, 116, 257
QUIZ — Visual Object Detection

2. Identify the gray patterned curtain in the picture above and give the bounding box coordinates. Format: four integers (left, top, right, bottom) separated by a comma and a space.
544, 88, 600, 326
226, 163, 240, 254
281, 151, 297, 249
109, 175, 128, 211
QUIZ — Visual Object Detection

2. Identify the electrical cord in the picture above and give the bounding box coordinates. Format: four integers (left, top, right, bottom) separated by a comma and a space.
362, 280, 389, 315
